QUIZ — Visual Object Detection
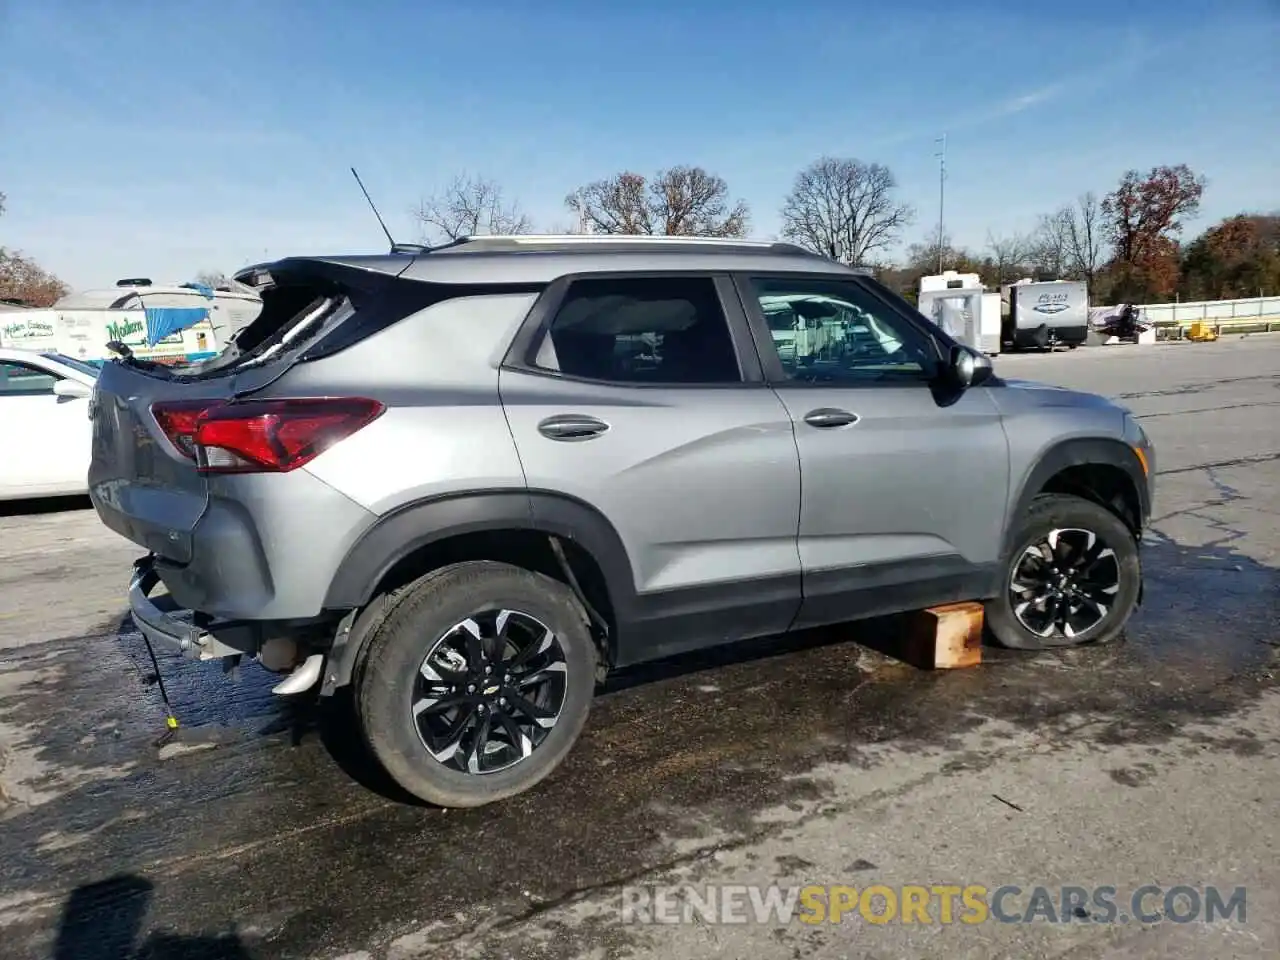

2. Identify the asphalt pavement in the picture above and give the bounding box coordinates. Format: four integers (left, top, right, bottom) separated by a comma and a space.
1, 336, 1277, 960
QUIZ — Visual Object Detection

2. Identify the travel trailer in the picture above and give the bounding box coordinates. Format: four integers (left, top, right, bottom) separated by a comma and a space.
1002, 279, 1089, 351
917, 271, 1002, 355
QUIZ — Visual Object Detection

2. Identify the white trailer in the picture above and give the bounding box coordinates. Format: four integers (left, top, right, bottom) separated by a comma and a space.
917, 271, 1002, 355
54, 278, 262, 347
0, 307, 223, 364
1004, 279, 1089, 350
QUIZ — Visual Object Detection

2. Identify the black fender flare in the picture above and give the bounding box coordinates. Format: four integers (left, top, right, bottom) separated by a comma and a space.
1003, 437, 1151, 558
319, 490, 638, 692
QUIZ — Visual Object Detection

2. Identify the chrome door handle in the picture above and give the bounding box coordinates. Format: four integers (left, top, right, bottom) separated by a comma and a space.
537, 414, 610, 441
803, 408, 860, 428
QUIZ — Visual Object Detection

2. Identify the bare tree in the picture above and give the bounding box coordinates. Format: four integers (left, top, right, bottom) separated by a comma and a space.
1031, 208, 1074, 278
985, 230, 1030, 285
193, 270, 229, 287
888, 232, 992, 296
565, 166, 749, 237
566, 172, 649, 234
779, 157, 913, 265
1066, 191, 1106, 287
1030, 193, 1107, 285
415, 174, 531, 243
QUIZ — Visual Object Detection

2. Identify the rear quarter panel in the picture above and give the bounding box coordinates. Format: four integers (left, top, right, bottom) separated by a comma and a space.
279, 292, 539, 514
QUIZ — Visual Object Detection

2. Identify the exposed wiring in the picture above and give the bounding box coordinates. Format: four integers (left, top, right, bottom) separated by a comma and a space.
139, 631, 180, 746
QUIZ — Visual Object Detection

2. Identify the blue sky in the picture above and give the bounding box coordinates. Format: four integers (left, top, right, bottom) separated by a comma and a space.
2, 0, 1277, 289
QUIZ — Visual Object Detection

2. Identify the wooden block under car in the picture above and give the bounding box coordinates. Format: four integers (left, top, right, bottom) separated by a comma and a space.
896, 601, 985, 670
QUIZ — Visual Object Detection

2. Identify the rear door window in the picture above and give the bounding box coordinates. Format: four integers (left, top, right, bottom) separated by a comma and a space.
531, 276, 742, 384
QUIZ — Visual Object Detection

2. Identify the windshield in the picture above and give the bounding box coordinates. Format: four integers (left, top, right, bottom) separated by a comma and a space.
42, 353, 102, 378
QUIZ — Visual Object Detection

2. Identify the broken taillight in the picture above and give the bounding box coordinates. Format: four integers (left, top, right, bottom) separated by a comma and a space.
151, 397, 385, 473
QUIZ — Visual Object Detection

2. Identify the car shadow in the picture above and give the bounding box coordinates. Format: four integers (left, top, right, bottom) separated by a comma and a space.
313, 524, 1278, 804
601, 616, 894, 694
53, 875, 254, 960
113, 519, 1278, 810
314, 687, 426, 805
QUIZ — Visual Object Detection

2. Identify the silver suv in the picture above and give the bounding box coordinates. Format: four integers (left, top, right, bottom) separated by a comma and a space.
89, 236, 1155, 807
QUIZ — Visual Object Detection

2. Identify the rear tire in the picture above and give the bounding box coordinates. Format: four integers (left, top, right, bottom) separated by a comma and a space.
356, 561, 597, 807
985, 494, 1141, 650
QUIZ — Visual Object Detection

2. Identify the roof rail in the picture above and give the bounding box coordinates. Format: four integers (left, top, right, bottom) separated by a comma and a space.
461, 233, 777, 246
425, 234, 824, 257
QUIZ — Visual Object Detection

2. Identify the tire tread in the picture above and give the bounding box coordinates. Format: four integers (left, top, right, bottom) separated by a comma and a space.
355, 560, 596, 807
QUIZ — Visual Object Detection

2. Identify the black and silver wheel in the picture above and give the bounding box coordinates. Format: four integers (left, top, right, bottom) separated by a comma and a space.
356, 561, 597, 807
413, 609, 567, 774
985, 493, 1141, 650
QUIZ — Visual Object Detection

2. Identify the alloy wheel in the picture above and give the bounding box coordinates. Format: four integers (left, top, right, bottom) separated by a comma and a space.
411, 609, 568, 774
1009, 527, 1122, 640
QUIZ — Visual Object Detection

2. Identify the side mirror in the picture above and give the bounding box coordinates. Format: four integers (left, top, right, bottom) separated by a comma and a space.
947, 344, 994, 389
54, 379, 92, 400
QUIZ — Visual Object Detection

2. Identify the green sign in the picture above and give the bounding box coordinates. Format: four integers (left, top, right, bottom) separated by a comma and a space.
2, 318, 55, 339
106, 316, 146, 342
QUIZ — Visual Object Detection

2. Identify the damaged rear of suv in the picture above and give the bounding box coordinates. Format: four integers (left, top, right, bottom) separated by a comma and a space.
93, 248, 547, 683
90, 235, 1154, 808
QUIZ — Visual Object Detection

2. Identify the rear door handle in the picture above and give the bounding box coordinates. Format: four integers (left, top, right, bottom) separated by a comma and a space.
803, 408, 860, 429
537, 414, 610, 441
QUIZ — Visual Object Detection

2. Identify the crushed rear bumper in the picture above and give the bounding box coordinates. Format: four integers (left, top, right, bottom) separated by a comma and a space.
129, 555, 212, 656
129, 555, 338, 696
129, 554, 289, 661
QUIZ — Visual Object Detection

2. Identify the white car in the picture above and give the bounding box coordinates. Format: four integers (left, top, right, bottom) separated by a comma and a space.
0, 347, 100, 500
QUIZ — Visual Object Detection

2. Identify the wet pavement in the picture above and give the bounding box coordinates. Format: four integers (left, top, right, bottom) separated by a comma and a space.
1, 337, 1278, 959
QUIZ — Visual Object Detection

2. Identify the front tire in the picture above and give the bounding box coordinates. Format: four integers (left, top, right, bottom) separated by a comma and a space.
985, 494, 1141, 650
356, 561, 597, 807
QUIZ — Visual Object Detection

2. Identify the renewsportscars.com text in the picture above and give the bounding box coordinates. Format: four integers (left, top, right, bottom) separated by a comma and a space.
621, 883, 1247, 926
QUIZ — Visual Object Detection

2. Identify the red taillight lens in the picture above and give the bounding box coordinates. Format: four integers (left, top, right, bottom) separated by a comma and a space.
152, 398, 384, 473
153, 401, 223, 459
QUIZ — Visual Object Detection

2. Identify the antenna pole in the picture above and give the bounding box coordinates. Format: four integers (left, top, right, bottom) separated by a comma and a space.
350, 167, 396, 249
935, 134, 947, 274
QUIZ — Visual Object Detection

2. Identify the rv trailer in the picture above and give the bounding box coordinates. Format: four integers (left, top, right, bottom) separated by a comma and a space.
1004, 279, 1089, 351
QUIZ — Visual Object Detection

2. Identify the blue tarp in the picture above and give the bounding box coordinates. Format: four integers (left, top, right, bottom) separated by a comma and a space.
180, 282, 216, 299
144, 306, 210, 345
142, 282, 217, 345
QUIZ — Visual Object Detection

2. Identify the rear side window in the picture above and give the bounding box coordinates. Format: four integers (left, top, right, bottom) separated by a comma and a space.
532, 276, 741, 384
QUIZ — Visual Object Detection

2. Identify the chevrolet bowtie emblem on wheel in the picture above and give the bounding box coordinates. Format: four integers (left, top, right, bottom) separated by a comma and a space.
483, 684, 500, 696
